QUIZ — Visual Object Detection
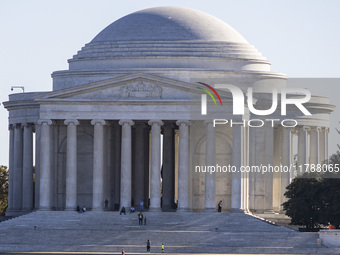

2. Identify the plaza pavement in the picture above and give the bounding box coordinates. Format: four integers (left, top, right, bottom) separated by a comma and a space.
0, 210, 339, 254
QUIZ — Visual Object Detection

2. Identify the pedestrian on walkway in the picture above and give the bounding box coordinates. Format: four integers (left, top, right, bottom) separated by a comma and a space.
121, 248, 125, 255
146, 239, 151, 253
162, 243, 164, 253
144, 216, 147, 225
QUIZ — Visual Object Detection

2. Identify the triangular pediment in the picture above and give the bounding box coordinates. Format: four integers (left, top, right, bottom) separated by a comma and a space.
35, 73, 205, 101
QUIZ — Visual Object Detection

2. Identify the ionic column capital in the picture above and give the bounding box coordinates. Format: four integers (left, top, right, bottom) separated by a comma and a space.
37, 119, 52, 125
64, 119, 80, 126
301, 126, 311, 132
280, 125, 292, 131
91, 119, 107, 126
148, 119, 163, 127
203, 120, 214, 126
21, 122, 34, 129
176, 120, 191, 127
118, 119, 134, 126
310, 126, 321, 132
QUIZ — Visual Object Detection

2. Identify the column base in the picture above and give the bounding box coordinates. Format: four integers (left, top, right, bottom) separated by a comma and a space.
204, 208, 216, 212
65, 207, 77, 211
148, 207, 162, 212
21, 208, 34, 213
230, 208, 244, 213
38, 207, 52, 211
176, 208, 190, 212
91, 208, 104, 212
264, 209, 275, 214
5, 210, 26, 217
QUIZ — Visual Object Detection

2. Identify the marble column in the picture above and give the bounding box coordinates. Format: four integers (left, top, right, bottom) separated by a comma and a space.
133, 122, 146, 211
119, 119, 134, 209
6, 125, 14, 214
272, 127, 281, 211
34, 123, 41, 209
297, 126, 309, 175
280, 126, 291, 212
264, 124, 274, 212
162, 122, 175, 211
310, 127, 320, 165
22, 123, 34, 211
12, 124, 23, 211
148, 120, 163, 211
319, 128, 326, 163
248, 126, 256, 211
112, 123, 121, 209
324, 128, 329, 163
231, 124, 243, 212
38, 119, 52, 210
290, 129, 298, 180
242, 126, 249, 212
204, 121, 216, 211
176, 120, 190, 211
64, 119, 79, 210
143, 126, 150, 209
91, 119, 107, 210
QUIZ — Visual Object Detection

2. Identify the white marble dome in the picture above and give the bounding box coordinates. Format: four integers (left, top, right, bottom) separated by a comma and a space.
91, 6, 248, 43
67, 7, 268, 73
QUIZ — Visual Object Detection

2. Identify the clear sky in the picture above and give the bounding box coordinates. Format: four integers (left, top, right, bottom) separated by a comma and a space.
0, 0, 339, 166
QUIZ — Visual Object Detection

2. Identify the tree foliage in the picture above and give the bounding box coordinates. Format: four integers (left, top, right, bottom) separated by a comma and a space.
283, 152, 340, 229
0, 165, 8, 216
321, 152, 340, 228
283, 172, 325, 229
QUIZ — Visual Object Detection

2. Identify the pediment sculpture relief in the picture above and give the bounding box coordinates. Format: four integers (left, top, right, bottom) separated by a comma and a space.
120, 81, 162, 98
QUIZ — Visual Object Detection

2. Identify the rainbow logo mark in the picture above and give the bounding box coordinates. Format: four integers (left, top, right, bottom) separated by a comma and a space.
197, 82, 222, 115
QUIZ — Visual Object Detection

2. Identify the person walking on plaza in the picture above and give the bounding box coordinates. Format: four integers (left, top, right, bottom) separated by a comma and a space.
162, 243, 165, 253
138, 211, 144, 225
144, 216, 147, 225
146, 239, 151, 253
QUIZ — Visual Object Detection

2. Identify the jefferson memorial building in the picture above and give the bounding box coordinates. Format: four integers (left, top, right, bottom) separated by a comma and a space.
4, 7, 334, 216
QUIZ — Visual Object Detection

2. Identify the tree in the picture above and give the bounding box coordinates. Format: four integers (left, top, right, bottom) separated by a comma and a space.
283, 151, 340, 230
0, 165, 8, 216
320, 152, 340, 228
282, 172, 325, 230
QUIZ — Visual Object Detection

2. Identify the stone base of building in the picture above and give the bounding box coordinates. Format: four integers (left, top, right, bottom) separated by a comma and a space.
6, 210, 28, 217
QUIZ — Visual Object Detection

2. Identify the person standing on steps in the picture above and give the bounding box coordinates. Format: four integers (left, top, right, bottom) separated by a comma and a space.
162, 243, 165, 253
218, 200, 222, 212
146, 239, 151, 253
138, 211, 144, 225
140, 200, 144, 212
121, 248, 125, 255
